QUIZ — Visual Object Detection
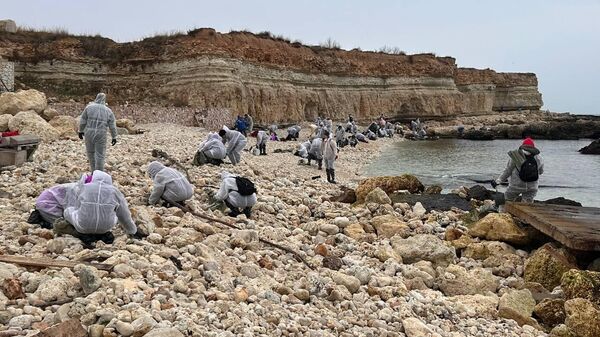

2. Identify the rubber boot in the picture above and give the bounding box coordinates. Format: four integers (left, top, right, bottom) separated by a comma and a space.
318, 160, 322, 170
330, 169, 337, 184
325, 169, 331, 183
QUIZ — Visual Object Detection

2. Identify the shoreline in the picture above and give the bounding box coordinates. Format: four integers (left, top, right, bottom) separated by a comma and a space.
0, 122, 586, 336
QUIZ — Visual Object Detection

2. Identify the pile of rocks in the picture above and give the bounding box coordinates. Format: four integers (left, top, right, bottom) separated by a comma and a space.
0, 89, 143, 142
0, 120, 597, 336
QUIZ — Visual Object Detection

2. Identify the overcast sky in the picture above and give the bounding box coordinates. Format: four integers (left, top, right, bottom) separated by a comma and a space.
4, 0, 600, 115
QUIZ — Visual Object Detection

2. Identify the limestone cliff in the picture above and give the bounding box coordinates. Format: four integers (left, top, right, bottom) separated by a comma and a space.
0, 28, 543, 124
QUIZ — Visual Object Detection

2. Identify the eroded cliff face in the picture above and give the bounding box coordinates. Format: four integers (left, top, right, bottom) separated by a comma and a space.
0, 29, 543, 124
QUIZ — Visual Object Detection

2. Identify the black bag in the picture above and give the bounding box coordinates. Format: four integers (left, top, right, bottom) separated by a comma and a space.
234, 177, 257, 196
518, 155, 539, 182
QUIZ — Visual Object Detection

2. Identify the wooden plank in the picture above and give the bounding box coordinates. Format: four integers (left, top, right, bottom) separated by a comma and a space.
506, 202, 600, 251
0, 255, 113, 271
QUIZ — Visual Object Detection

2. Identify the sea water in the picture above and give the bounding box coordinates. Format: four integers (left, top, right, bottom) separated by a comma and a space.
365, 139, 600, 207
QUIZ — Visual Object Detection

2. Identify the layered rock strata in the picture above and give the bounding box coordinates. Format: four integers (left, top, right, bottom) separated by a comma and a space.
0, 29, 542, 124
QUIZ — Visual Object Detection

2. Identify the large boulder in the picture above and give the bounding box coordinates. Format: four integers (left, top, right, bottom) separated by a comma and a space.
356, 175, 424, 202
116, 118, 141, 134
8, 110, 59, 142
468, 213, 530, 246
579, 139, 600, 155
0, 114, 10, 131
437, 265, 499, 296
498, 289, 537, 326
391, 234, 456, 267
0, 89, 47, 115
144, 327, 184, 337
370, 214, 409, 239
365, 187, 391, 205
524, 243, 578, 291
534, 298, 566, 328
402, 317, 441, 337
49, 116, 78, 139
560, 269, 600, 306
564, 298, 600, 337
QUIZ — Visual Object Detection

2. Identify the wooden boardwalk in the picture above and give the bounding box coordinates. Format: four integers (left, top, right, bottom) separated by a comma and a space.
506, 202, 600, 251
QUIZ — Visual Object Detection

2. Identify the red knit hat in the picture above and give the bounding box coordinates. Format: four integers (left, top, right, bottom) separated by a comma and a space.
522, 137, 535, 148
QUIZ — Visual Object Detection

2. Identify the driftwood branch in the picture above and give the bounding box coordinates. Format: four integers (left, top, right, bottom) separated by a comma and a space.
0, 255, 112, 271
151, 149, 191, 181
170, 201, 314, 270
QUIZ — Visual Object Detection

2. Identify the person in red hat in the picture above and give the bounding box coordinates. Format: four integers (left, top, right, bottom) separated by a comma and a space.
495, 137, 544, 204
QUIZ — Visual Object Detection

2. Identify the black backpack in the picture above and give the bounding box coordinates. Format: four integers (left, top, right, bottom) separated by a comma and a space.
234, 176, 257, 196
518, 155, 539, 182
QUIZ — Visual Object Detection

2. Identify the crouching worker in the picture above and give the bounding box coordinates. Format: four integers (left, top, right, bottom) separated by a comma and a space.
56, 171, 146, 248
28, 183, 79, 229
307, 137, 323, 170
284, 125, 301, 141
219, 126, 247, 165
147, 161, 193, 206
194, 132, 227, 166
214, 171, 257, 218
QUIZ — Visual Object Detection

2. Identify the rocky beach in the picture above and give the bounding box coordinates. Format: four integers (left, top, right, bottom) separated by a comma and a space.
0, 90, 599, 337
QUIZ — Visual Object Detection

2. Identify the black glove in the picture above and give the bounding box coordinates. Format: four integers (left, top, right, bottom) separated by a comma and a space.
131, 230, 148, 240
111, 139, 117, 146
491, 180, 498, 189
78, 132, 84, 140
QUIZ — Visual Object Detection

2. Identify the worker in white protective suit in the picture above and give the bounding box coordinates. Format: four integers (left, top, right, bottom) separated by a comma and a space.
194, 133, 227, 166
214, 171, 257, 218
78, 93, 118, 172
27, 183, 79, 229
57, 171, 144, 247
147, 161, 194, 206
219, 126, 247, 165
256, 130, 268, 155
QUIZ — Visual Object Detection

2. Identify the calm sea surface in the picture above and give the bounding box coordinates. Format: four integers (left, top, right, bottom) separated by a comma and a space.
365, 139, 600, 207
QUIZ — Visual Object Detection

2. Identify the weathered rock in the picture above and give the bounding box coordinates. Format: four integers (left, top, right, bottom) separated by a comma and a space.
41, 107, 59, 121
49, 115, 78, 139
34, 319, 87, 337
560, 269, 600, 306
365, 187, 391, 205
344, 223, 366, 240
331, 272, 361, 293
448, 294, 499, 318
1, 278, 24, 299
116, 321, 134, 337
542, 197, 583, 207
402, 317, 441, 337
0, 89, 47, 115
391, 234, 456, 267
467, 185, 500, 201
498, 289, 537, 326
437, 265, 499, 296
549, 324, 576, 337
468, 213, 530, 245
144, 327, 184, 337
76, 265, 101, 295
370, 214, 409, 239
0, 114, 11, 131
579, 139, 600, 155
424, 185, 442, 195
8, 110, 59, 142
462, 128, 494, 140
322, 256, 342, 270
389, 193, 472, 211
34, 277, 69, 302
564, 298, 600, 337
356, 175, 424, 202
534, 298, 566, 328
524, 243, 578, 290
131, 316, 157, 336
330, 186, 357, 203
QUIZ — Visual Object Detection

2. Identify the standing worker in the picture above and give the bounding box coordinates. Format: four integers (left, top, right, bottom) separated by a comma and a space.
78, 93, 118, 172
256, 130, 268, 155
494, 137, 544, 203
244, 114, 254, 133
321, 130, 339, 184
